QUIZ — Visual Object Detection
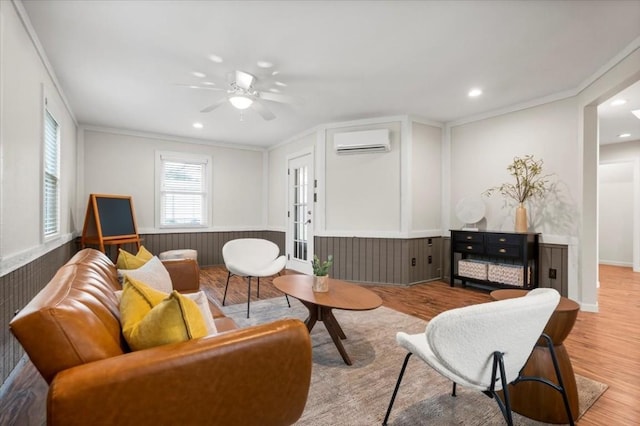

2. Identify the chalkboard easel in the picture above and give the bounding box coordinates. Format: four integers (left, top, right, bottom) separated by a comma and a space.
81, 194, 141, 253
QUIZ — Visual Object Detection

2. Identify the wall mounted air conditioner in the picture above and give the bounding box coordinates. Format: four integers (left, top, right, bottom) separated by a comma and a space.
334, 128, 391, 154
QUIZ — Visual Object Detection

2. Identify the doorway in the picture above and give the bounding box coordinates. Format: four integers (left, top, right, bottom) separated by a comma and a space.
286, 152, 314, 274
598, 160, 639, 270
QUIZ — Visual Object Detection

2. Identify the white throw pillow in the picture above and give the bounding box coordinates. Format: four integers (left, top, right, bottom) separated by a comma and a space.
123, 256, 172, 294
114, 289, 218, 335
184, 291, 218, 335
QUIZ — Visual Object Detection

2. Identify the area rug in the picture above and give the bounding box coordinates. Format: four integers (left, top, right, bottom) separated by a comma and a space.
221, 298, 607, 425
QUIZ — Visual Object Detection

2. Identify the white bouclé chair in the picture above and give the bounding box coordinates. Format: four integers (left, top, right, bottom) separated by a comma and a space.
222, 238, 288, 318
383, 288, 574, 426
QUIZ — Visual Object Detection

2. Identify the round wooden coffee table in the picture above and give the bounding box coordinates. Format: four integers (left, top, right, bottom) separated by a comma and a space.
273, 275, 382, 365
491, 289, 580, 424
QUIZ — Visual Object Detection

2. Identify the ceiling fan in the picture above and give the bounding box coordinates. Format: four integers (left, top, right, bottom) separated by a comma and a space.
195, 70, 292, 120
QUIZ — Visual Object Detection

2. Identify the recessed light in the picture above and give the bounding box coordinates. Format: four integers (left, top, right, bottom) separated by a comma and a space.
272, 70, 280, 76
269, 88, 281, 93
192, 71, 206, 78
468, 88, 483, 97
202, 81, 215, 86
193, 122, 204, 129
275, 81, 287, 87
610, 99, 627, 107
209, 54, 223, 63
618, 133, 631, 138
257, 60, 273, 69
632, 109, 640, 120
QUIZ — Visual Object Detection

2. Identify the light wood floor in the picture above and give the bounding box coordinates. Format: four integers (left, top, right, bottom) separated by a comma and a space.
0, 264, 638, 425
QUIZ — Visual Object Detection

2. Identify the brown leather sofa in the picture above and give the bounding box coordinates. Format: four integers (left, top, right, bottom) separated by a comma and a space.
10, 248, 312, 426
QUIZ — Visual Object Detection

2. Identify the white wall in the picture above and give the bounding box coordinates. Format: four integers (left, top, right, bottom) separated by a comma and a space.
82, 129, 265, 232
268, 116, 443, 240
0, 1, 78, 274
449, 97, 580, 236
325, 121, 402, 234
598, 162, 634, 266
411, 121, 442, 234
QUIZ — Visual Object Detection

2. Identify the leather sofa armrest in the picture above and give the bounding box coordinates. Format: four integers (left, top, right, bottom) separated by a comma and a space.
161, 258, 200, 292
47, 319, 312, 426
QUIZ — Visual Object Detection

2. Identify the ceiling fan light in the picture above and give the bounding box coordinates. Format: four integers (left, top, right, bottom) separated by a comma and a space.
229, 95, 253, 110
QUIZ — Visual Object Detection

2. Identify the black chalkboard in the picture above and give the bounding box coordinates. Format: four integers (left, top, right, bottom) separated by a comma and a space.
81, 194, 140, 252
95, 196, 136, 237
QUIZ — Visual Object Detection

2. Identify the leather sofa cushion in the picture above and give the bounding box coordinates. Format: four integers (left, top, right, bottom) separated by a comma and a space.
10, 249, 125, 384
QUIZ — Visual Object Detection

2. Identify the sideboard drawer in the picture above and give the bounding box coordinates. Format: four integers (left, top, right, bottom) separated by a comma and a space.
486, 244, 521, 258
454, 232, 484, 244
486, 233, 522, 246
456, 243, 484, 254
454, 242, 484, 254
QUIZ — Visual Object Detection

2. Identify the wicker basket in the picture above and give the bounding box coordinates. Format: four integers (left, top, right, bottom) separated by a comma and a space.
458, 259, 488, 280
487, 263, 529, 287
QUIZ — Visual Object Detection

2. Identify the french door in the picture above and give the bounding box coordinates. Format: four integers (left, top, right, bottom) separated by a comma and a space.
287, 153, 314, 274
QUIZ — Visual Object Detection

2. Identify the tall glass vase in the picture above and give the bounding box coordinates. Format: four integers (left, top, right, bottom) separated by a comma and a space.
515, 203, 528, 233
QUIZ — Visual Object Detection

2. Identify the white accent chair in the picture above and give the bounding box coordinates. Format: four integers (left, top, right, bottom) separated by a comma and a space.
383, 288, 574, 426
222, 238, 288, 318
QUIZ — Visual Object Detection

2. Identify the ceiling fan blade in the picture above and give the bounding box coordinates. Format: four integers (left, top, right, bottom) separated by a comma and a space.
200, 98, 228, 113
252, 100, 276, 121
259, 92, 294, 104
235, 70, 255, 90
175, 83, 224, 91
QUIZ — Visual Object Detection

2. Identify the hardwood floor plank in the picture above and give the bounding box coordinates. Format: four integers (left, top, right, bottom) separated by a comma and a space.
1, 264, 638, 424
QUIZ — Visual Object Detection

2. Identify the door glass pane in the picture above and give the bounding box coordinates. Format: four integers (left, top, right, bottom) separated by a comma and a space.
293, 165, 309, 262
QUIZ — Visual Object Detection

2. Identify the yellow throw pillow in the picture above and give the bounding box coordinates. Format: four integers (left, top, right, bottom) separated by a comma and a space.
126, 292, 208, 351
120, 276, 169, 328
119, 278, 207, 351
116, 245, 154, 269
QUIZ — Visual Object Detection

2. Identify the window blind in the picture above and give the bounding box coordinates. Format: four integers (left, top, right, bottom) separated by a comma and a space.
160, 157, 208, 226
44, 110, 60, 237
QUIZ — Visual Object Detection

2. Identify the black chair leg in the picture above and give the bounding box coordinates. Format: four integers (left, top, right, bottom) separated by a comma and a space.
276, 271, 291, 307
497, 354, 514, 426
489, 351, 514, 426
222, 271, 231, 306
546, 336, 575, 426
451, 382, 457, 397
383, 352, 412, 425
246, 277, 251, 319
257, 277, 260, 299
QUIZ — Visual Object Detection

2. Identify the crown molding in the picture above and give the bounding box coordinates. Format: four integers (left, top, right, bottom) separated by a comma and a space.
81, 125, 266, 152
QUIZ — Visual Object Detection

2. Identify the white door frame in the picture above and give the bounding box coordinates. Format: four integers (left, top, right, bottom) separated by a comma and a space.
286, 149, 314, 274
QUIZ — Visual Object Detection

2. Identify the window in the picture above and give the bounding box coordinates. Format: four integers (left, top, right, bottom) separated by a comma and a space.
157, 152, 210, 227
43, 109, 60, 237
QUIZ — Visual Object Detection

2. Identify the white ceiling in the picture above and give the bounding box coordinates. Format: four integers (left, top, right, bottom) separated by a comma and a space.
19, 0, 640, 148
599, 80, 640, 145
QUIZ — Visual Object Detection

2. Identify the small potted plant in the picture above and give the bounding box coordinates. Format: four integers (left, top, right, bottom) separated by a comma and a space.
311, 254, 333, 292
484, 155, 551, 232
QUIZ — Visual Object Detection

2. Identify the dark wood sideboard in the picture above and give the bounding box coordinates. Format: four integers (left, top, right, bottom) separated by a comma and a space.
450, 230, 540, 290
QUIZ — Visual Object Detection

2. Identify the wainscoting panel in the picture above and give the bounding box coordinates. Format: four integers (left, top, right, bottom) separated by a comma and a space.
0, 242, 75, 386
538, 243, 569, 295
108, 230, 286, 267
315, 236, 443, 285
